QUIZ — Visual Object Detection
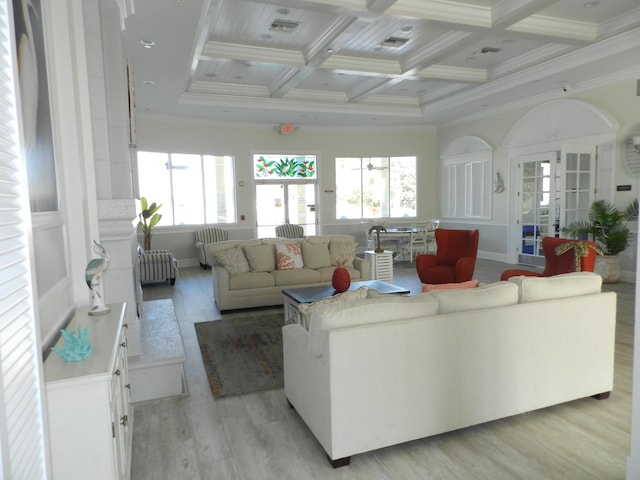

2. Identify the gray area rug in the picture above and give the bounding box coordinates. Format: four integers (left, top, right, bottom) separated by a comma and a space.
194, 309, 284, 398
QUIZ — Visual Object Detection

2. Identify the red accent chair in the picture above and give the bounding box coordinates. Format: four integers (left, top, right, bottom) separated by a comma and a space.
415, 229, 479, 284
500, 236, 598, 281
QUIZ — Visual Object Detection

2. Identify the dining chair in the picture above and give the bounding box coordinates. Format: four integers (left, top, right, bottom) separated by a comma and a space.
426, 219, 440, 253
402, 222, 429, 262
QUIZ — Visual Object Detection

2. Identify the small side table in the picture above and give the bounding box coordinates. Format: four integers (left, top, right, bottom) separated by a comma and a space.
364, 250, 394, 282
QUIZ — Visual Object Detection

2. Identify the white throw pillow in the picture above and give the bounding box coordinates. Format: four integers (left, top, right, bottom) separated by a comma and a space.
298, 286, 369, 329
509, 272, 602, 303
431, 281, 518, 314
329, 240, 356, 267
213, 245, 250, 274
244, 244, 276, 272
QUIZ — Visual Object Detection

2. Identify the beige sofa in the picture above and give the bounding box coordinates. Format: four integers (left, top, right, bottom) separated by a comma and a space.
283, 272, 616, 467
205, 235, 370, 311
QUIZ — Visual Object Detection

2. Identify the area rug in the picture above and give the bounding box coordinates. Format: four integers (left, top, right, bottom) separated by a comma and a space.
194, 309, 284, 398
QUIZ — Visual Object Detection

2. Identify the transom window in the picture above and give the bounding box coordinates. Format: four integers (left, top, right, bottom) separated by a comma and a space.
137, 151, 236, 226
335, 156, 417, 219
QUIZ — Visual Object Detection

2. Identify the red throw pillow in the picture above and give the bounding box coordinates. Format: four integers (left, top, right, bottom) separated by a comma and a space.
422, 279, 479, 292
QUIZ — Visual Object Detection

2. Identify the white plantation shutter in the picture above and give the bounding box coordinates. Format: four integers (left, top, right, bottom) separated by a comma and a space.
0, 0, 48, 478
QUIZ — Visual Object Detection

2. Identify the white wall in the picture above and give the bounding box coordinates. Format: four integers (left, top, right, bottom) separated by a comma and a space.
134, 116, 439, 264
437, 78, 640, 277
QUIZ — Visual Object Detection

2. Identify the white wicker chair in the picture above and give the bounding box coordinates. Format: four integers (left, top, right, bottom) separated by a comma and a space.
138, 245, 178, 285
194, 227, 229, 268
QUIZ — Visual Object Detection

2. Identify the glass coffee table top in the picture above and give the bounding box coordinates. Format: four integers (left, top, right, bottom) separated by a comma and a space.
282, 280, 409, 304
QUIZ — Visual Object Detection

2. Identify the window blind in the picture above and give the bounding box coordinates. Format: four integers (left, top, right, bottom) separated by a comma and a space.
0, 0, 48, 478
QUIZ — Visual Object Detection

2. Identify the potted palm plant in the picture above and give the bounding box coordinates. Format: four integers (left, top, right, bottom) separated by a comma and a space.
138, 197, 162, 251
563, 199, 637, 283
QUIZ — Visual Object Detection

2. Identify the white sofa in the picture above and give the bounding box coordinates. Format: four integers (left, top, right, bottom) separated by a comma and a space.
205, 235, 370, 311
283, 272, 616, 467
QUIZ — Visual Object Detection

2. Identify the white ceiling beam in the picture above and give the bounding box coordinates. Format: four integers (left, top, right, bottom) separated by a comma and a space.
490, 0, 557, 30
387, 0, 491, 28
508, 15, 598, 42
346, 77, 405, 102
401, 30, 473, 74
200, 42, 305, 67
419, 65, 486, 83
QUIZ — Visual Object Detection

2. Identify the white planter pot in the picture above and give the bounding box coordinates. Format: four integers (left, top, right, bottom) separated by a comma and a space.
594, 255, 621, 284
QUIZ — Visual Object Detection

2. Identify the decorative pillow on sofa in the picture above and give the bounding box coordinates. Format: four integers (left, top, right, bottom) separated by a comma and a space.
431, 281, 518, 314
214, 245, 250, 274
329, 240, 356, 268
243, 244, 276, 272
276, 243, 304, 270
298, 286, 369, 329
422, 279, 479, 292
300, 241, 332, 269
508, 271, 602, 303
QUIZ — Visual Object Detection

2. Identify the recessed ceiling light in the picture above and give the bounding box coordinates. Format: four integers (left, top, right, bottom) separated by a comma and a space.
140, 39, 155, 48
584, 1, 599, 7
142, 80, 154, 86
276, 8, 291, 15
327, 48, 334, 53
205, 73, 217, 78
233, 75, 242, 80
400, 26, 413, 33
261, 34, 272, 40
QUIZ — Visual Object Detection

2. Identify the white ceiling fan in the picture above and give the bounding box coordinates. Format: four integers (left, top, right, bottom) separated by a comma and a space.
352, 160, 389, 171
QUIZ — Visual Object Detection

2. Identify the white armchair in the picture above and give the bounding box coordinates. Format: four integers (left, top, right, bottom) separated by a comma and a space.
138, 245, 178, 285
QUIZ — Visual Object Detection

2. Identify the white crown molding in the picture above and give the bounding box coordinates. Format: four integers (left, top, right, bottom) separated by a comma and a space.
135, 111, 435, 132
597, 6, 640, 39
488, 44, 573, 79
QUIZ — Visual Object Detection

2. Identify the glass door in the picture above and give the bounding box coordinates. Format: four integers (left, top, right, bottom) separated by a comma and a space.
518, 152, 559, 266
256, 182, 316, 238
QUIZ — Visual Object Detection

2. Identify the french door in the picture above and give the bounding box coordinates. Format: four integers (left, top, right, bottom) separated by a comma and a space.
256, 182, 317, 238
516, 145, 595, 265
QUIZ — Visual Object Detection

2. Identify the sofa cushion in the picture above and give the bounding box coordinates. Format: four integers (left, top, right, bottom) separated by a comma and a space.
431, 281, 518, 314
298, 286, 370, 329
214, 244, 250, 274
244, 244, 276, 272
422, 279, 479, 292
301, 241, 332, 269
329, 239, 356, 268
272, 267, 322, 286
276, 242, 304, 270
308, 294, 439, 356
206, 239, 262, 267
509, 272, 602, 303
229, 271, 275, 290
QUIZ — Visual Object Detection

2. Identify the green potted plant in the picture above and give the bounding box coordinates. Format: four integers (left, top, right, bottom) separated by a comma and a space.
563, 199, 637, 283
138, 197, 162, 251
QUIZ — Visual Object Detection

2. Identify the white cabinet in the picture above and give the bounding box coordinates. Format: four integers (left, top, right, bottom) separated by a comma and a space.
364, 250, 394, 282
44, 304, 132, 480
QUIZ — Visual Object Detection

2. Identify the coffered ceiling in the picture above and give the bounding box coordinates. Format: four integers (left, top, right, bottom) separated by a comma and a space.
122, 0, 640, 127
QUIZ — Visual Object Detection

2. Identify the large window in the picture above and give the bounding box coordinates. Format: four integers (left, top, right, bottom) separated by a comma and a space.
335, 156, 416, 219
137, 151, 236, 225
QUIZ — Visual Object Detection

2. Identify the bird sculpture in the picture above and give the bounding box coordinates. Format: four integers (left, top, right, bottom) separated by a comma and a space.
85, 241, 111, 315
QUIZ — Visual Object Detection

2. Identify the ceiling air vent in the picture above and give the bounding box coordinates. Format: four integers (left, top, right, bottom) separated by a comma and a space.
381, 36, 410, 48
477, 46, 502, 54
269, 19, 300, 32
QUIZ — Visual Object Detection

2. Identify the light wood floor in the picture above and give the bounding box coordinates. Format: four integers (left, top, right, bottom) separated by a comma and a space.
131, 259, 634, 480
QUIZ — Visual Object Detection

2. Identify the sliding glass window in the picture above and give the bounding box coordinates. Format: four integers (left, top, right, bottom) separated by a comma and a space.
137, 151, 236, 225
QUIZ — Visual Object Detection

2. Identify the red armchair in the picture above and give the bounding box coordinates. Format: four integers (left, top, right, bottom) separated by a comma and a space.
500, 236, 598, 281
415, 229, 479, 284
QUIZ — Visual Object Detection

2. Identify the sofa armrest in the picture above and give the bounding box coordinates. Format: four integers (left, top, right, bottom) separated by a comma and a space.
354, 256, 370, 280
212, 265, 230, 309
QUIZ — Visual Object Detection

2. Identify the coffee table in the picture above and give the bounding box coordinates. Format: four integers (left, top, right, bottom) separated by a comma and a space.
282, 280, 410, 325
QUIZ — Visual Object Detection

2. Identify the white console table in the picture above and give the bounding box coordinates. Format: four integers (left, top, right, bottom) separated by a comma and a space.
364, 250, 394, 282
44, 303, 132, 480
